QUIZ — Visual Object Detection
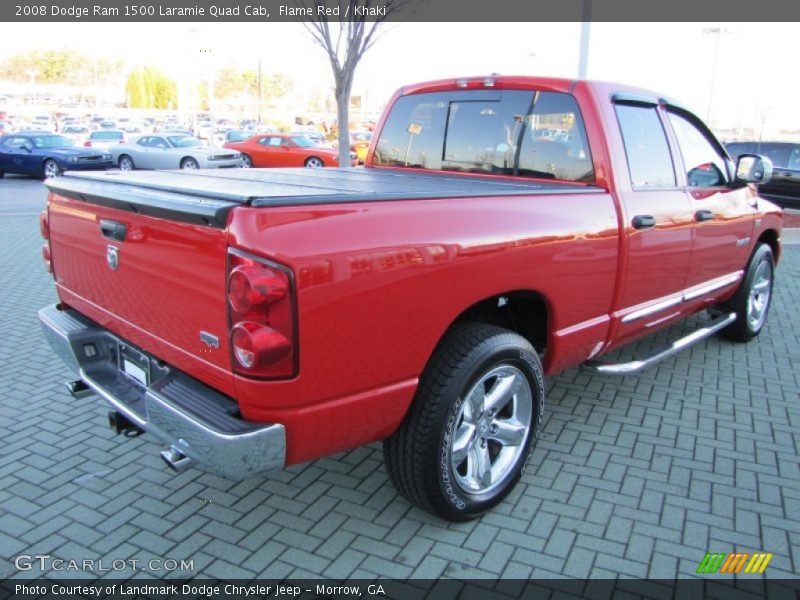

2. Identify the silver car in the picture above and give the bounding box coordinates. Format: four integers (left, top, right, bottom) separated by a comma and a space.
109, 132, 242, 171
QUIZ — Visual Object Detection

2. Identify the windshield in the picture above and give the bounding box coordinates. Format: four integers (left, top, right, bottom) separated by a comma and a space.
291, 136, 316, 148
167, 135, 203, 148
31, 135, 73, 149
227, 131, 249, 142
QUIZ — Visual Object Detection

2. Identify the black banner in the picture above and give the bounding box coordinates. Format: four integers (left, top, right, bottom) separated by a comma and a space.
3, 579, 800, 600
2, 0, 800, 22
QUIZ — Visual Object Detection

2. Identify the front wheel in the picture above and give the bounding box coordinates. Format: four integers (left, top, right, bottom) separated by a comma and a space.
383, 323, 543, 521
305, 157, 324, 168
180, 157, 199, 170
118, 155, 134, 171
718, 242, 775, 342
43, 159, 62, 179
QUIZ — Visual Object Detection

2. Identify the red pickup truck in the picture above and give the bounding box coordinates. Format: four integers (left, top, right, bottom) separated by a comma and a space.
39, 76, 781, 520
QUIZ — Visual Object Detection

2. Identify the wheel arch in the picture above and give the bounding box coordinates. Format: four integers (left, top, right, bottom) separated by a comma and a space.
757, 228, 781, 264
450, 290, 550, 355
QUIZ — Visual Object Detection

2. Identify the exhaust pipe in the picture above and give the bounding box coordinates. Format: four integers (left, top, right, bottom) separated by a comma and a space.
160, 445, 191, 472
65, 379, 93, 399
108, 411, 143, 437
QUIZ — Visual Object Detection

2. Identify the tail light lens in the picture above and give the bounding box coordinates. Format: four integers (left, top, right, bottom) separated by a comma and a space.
40, 210, 52, 273
228, 249, 296, 379
84, 141, 91, 147
39, 210, 49, 239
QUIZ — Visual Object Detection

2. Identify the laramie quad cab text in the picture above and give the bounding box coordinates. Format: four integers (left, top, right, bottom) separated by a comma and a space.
39, 76, 781, 520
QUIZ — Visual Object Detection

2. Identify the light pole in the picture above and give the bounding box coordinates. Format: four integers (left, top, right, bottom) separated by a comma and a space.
578, 0, 591, 79
702, 27, 723, 126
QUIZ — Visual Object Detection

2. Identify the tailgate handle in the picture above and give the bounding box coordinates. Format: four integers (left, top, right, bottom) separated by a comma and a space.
100, 219, 127, 242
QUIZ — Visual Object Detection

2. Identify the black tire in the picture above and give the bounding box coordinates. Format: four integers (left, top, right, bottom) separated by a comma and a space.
118, 155, 135, 171
383, 323, 544, 521
305, 156, 324, 168
180, 157, 199, 170
0, 171, 4, 178
241, 154, 253, 168
718, 243, 775, 343
42, 159, 62, 179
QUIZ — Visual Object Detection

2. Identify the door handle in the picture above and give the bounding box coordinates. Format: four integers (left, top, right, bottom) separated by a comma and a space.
100, 219, 127, 242
695, 209, 714, 222
632, 215, 656, 229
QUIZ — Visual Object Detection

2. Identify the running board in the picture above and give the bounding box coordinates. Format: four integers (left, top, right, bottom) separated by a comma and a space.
582, 312, 736, 375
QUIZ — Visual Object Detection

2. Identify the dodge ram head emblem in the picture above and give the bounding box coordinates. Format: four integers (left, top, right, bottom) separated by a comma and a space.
106, 245, 119, 270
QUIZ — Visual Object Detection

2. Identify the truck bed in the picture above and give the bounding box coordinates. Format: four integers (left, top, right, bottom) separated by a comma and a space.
46, 168, 604, 227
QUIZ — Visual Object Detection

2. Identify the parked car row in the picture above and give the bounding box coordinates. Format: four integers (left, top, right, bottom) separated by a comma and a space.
0, 130, 363, 178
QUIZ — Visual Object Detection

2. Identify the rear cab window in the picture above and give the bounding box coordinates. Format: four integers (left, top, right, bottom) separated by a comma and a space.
373, 89, 594, 182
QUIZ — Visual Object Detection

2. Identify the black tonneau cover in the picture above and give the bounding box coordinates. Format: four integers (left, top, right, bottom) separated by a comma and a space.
46, 168, 604, 227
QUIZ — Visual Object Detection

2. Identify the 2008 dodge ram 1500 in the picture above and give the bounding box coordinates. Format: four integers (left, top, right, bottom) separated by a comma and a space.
39, 76, 782, 520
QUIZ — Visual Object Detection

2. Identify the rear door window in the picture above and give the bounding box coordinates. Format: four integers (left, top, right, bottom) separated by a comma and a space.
615, 104, 676, 188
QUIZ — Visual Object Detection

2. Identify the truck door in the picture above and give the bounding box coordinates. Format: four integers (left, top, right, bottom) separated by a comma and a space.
663, 107, 755, 293
611, 99, 695, 345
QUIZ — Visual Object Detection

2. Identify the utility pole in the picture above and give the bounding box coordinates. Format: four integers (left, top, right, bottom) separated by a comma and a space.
257, 59, 262, 124
577, 0, 591, 79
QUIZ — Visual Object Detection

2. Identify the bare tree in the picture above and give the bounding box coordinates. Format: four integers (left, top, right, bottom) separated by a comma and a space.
300, 0, 400, 166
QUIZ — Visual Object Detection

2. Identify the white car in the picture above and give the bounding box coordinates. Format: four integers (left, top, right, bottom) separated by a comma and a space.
85, 130, 125, 149
109, 132, 242, 170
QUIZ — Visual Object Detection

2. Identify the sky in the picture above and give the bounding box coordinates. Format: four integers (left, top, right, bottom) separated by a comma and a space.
1, 22, 796, 135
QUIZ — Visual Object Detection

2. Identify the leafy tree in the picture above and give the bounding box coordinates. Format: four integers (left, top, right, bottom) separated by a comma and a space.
125, 67, 177, 109
0, 50, 122, 85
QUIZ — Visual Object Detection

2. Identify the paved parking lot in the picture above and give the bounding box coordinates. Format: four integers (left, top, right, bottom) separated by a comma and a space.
1, 178, 799, 582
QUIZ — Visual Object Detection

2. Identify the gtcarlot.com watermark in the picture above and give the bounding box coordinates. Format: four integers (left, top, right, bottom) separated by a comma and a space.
14, 554, 194, 574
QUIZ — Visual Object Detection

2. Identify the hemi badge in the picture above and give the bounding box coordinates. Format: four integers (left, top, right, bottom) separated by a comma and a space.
200, 331, 220, 349
736, 237, 751, 247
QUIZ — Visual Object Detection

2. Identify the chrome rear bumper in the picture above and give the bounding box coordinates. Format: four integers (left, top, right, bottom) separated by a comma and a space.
38, 303, 285, 480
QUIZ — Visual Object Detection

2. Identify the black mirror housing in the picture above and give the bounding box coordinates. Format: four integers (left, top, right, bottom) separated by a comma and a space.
735, 153, 773, 185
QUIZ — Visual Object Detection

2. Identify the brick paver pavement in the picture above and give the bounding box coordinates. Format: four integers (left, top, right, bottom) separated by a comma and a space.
1, 210, 798, 580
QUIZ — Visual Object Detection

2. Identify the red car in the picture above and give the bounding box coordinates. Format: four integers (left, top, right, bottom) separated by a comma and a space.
224, 133, 354, 168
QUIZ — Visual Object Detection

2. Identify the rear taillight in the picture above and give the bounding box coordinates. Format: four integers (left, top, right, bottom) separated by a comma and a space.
84, 141, 91, 147
40, 210, 52, 273
39, 210, 49, 239
228, 249, 296, 379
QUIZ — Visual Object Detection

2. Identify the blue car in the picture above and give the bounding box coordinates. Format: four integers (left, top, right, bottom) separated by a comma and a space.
0, 132, 114, 179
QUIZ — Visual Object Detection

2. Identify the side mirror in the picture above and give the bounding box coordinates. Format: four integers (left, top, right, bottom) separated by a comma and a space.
735, 154, 773, 185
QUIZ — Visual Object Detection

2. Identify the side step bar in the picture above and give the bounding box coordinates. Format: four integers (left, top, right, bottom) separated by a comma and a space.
582, 312, 736, 376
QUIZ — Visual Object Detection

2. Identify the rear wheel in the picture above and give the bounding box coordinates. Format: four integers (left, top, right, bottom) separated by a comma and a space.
383, 323, 543, 521
43, 159, 62, 179
180, 157, 199, 170
241, 154, 253, 168
118, 155, 134, 171
305, 157, 324, 168
718, 242, 775, 342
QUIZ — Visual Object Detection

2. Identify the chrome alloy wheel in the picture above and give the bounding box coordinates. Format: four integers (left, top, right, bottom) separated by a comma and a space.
747, 260, 772, 331
450, 365, 532, 495
43, 160, 61, 178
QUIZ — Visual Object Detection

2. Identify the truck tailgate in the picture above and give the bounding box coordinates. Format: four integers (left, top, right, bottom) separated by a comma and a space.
46, 182, 237, 395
